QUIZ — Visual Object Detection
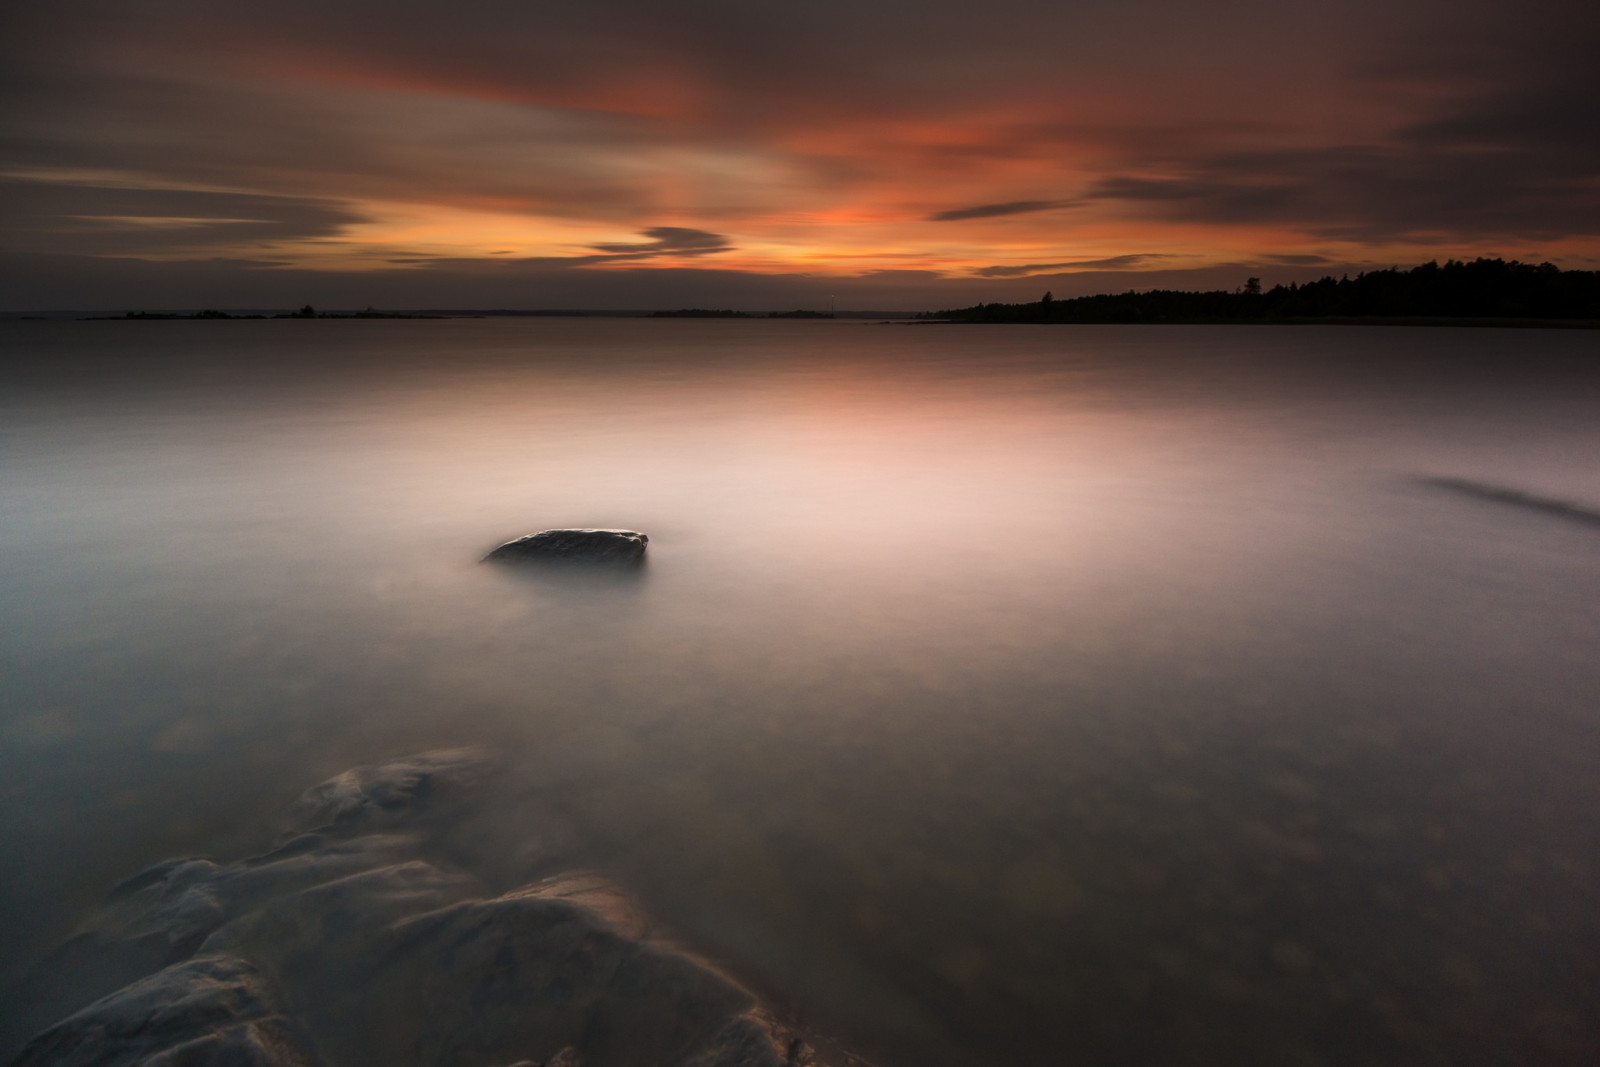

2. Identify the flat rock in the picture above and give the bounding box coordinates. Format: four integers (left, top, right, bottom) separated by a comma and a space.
484, 529, 648, 565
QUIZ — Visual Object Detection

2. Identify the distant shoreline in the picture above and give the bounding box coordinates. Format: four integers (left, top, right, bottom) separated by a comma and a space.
927, 258, 1600, 328
6, 254, 1600, 329
6, 313, 1593, 329
2, 309, 918, 322
915, 315, 1600, 329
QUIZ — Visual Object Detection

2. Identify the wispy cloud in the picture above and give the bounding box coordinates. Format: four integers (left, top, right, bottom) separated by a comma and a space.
974, 254, 1172, 277
589, 227, 732, 258
0, 178, 364, 257
928, 200, 1065, 222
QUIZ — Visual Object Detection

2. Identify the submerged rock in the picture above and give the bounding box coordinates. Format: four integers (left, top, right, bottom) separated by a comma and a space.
347, 887, 776, 1067
12, 955, 317, 1067
12, 750, 842, 1067
484, 529, 648, 565
286, 747, 490, 832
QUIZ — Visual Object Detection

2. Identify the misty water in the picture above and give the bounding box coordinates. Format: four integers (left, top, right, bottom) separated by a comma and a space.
2, 318, 1598, 1065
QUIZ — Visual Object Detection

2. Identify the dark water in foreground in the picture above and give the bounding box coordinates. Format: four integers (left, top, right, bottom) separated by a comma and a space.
2, 318, 1598, 1065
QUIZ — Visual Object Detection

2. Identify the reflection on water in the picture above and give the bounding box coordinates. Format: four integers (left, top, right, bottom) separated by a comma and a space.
2, 318, 1599, 1064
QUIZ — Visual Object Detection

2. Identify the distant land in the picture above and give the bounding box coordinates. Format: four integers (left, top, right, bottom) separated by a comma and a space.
927, 259, 1600, 326
8, 259, 1599, 327
88, 306, 445, 321
651, 308, 836, 319
7, 307, 912, 321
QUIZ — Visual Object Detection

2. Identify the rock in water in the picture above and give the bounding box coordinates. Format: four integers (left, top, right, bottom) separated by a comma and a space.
12, 955, 319, 1067
484, 529, 648, 565
9, 750, 844, 1067
286, 747, 489, 832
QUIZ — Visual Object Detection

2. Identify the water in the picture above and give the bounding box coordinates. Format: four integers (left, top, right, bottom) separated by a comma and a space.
2, 318, 1598, 1065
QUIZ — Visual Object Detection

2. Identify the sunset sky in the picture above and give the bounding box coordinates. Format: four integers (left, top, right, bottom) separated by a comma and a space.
3, 0, 1597, 310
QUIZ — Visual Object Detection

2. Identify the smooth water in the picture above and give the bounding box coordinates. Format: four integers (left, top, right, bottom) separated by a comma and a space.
2, 319, 1598, 1065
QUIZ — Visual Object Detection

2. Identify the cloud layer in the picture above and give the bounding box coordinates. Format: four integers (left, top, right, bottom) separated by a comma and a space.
2, 0, 1596, 308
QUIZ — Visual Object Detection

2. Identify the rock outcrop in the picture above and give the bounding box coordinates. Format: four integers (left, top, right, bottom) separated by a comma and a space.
484, 529, 649, 565
11, 750, 838, 1067
15, 956, 318, 1067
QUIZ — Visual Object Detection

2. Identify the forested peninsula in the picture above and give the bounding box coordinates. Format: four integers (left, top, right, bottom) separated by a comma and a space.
928, 258, 1600, 325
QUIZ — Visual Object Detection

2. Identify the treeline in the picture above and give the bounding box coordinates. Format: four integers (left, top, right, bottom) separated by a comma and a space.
928, 259, 1600, 324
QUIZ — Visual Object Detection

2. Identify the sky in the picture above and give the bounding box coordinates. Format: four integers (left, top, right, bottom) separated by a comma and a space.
2, 0, 1597, 310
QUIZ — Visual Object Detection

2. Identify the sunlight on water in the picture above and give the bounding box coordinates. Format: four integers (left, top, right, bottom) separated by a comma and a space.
2, 318, 1599, 1064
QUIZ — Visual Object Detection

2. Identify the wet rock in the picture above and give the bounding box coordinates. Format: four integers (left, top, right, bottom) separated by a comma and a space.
11, 753, 490, 1053
98, 858, 229, 958
195, 867, 783, 1067
12, 749, 843, 1067
685, 1018, 789, 1067
286, 747, 491, 833
11, 860, 232, 1051
11, 835, 439, 1054
483, 529, 648, 565
372, 886, 766, 1067
12, 955, 319, 1067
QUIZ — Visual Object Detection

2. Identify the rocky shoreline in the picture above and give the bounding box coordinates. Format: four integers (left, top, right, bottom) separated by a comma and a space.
11, 751, 866, 1067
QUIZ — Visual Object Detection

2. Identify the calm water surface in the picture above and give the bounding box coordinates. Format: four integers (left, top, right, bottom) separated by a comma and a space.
2, 318, 1598, 1065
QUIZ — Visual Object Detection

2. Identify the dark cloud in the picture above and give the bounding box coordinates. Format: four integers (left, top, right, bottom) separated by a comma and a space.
1264, 254, 1332, 265
0, 179, 364, 257
0, 1, 1377, 121
973, 255, 1172, 277
9, 2, 1561, 156
374, 228, 735, 270
1072, 5, 1600, 243
929, 200, 1065, 222
589, 227, 732, 257
0, 65, 673, 222
1086, 137, 1600, 241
